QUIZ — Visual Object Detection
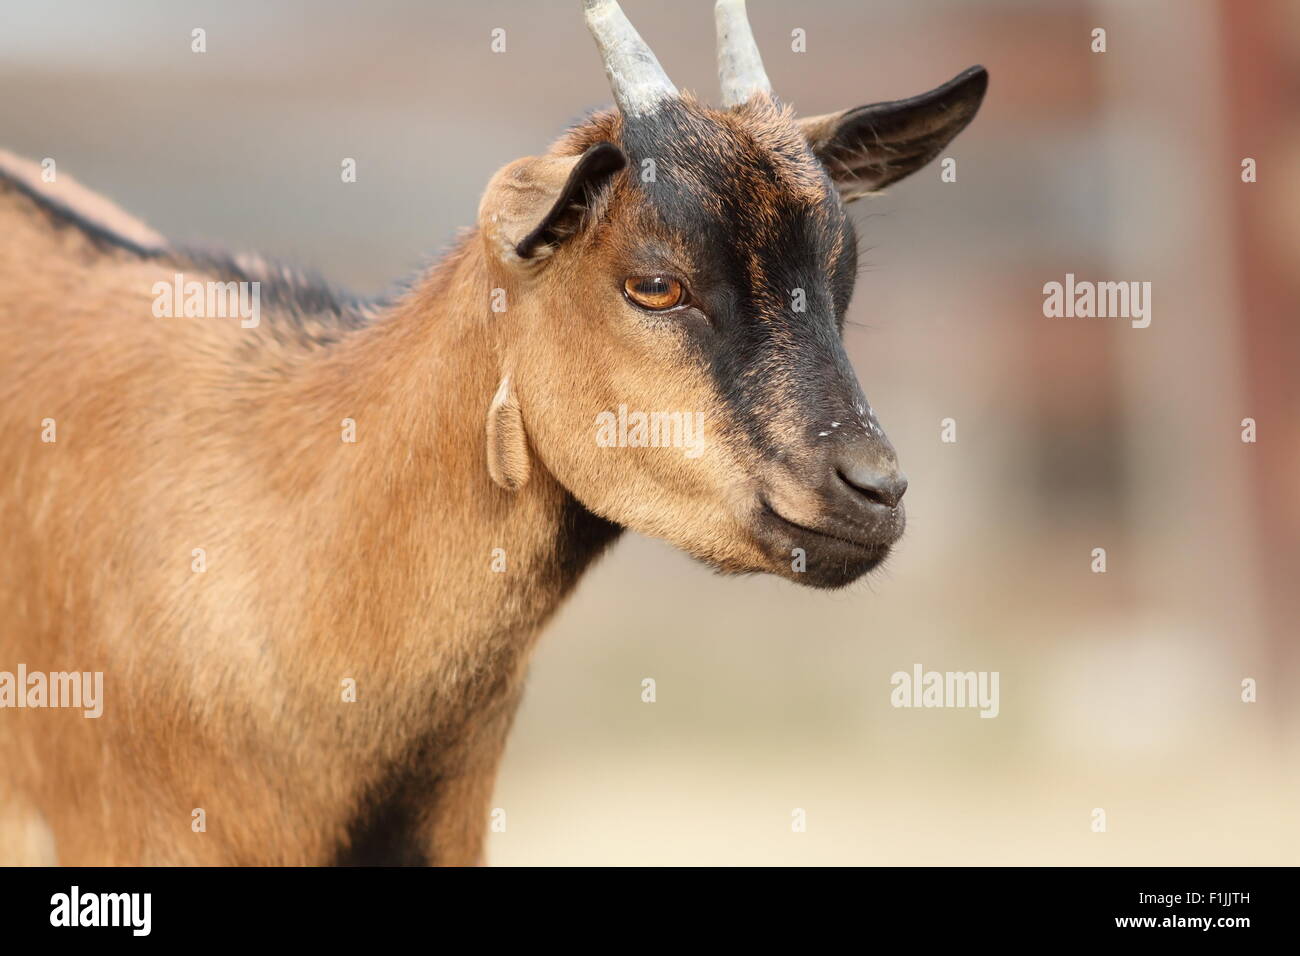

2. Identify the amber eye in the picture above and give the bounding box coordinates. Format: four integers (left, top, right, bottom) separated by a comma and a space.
623, 275, 686, 311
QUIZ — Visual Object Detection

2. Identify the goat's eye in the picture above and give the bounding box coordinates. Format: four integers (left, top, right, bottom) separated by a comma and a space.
623, 275, 685, 311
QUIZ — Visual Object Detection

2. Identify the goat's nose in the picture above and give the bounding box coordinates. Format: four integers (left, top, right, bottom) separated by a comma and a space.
835, 449, 908, 509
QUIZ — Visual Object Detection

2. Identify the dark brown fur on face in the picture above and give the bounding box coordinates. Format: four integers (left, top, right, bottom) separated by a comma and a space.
0, 4, 985, 864
519, 73, 988, 587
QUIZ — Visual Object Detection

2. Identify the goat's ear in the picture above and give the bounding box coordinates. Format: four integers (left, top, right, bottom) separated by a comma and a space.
486, 374, 530, 491
479, 143, 627, 263
801, 66, 988, 201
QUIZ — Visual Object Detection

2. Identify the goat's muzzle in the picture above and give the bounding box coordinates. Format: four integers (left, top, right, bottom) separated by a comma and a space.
752, 429, 907, 589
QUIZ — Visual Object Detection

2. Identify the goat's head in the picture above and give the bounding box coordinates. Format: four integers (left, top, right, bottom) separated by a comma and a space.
478, 0, 987, 588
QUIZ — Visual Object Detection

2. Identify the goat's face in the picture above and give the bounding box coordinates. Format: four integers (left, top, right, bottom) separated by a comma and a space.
479, 0, 986, 589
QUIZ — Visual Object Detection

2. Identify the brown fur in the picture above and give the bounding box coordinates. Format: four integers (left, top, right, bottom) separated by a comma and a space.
0, 52, 984, 864
0, 160, 602, 864
0, 134, 767, 863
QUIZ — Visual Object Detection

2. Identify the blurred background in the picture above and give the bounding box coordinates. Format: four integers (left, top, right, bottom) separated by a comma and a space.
3, 0, 1296, 864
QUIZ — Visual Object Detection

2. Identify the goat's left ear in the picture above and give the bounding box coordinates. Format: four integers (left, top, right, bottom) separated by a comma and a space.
801, 66, 988, 201
479, 142, 627, 263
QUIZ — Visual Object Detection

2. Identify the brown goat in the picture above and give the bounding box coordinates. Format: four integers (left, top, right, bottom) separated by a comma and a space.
0, 0, 986, 865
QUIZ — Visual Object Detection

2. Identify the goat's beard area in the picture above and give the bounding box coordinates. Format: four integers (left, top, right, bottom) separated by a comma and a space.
741, 500, 902, 590
549, 425, 901, 590
566, 463, 904, 590
657, 493, 902, 591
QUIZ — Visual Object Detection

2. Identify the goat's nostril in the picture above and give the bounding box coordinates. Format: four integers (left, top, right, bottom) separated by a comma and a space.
836, 466, 908, 509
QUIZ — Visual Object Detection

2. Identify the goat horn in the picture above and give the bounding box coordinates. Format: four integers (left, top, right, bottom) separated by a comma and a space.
715, 0, 773, 107
583, 0, 678, 117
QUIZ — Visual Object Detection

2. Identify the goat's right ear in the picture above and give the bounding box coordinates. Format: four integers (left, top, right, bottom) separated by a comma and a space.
479, 143, 626, 264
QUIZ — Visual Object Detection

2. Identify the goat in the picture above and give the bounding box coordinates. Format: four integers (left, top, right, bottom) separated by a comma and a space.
0, 0, 987, 865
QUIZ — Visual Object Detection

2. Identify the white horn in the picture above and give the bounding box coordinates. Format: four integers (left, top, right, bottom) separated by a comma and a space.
583, 0, 678, 117
715, 0, 773, 107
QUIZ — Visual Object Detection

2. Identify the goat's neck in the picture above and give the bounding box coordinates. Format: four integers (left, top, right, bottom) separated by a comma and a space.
270, 236, 619, 714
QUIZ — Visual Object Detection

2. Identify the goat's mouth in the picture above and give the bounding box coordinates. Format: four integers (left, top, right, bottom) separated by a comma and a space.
760, 499, 882, 550
752, 497, 901, 589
